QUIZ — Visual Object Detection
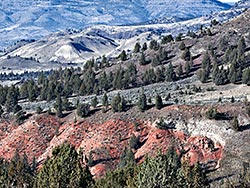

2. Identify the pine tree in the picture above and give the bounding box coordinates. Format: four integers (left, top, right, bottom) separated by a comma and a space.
34, 143, 94, 188
91, 96, 98, 108
102, 93, 109, 112
177, 64, 183, 79
231, 116, 240, 131
165, 63, 177, 82
77, 103, 90, 118
55, 95, 63, 118
111, 93, 121, 113
161, 34, 174, 44
142, 42, 147, 51
139, 51, 147, 65
137, 89, 147, 112
179, 41, 186, 50
184, 61, 191, 76
155, 95, 163, 110
5, 85, 19, 113
181, 48, 191, 61
119, 50, 127, 61
242, 68, 250, 85
134, 42, 141, 53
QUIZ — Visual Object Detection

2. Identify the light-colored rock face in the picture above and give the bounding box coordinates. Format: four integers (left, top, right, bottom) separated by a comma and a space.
0, 0, 232, 48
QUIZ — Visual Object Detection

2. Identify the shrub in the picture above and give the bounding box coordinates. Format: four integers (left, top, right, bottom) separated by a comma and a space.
205, 107, 218, 120
77, 103, 90, 117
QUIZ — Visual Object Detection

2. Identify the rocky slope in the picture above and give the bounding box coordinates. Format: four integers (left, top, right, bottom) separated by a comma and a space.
0, 103, 249, 186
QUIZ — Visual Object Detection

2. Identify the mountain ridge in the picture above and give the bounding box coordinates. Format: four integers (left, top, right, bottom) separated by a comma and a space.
0, 0, 231, 49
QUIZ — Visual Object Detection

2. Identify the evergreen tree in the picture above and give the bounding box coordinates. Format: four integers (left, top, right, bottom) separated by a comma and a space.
77, 103, 90, 118
102, 93, 109, 112
139, 51, 147, 65
161, 34, 174, 44
184, 61, 191, 76
137, 89, 147, 112
231, 116, 240, 131
242, 68, 250, 85
142, 42, 147, 51
181, 48, 191, 61
155, 95, 163, 110
179, 41, 186, 50
34, 143, 93, 188
155, 66, 166, 82
91, 96, 98, 108
134, 42, 141, 53
55, 95, 63, 118
165, 63, 177, 82
177, 64, 183, 79
149, 40, 159, 50
119, 50, 127, 61
5, 85, 19, 113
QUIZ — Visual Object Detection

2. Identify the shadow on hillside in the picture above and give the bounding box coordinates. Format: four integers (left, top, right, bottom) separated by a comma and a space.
91, 157, 119, 166
89, 108, 101, 116
209, 174, 234, 184
239, 124, 250, 132
215, 113, 233, 121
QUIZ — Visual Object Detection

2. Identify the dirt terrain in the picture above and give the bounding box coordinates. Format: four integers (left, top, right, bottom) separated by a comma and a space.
0, 102, 249, 187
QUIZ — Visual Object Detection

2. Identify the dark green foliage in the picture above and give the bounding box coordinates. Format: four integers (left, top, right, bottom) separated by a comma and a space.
95, 165, 137, 188
55, 95, 63, 118
177, 63, 183, 79
161, 34, 174, 44
198, 52, 211, 83
185, 61, 191, 76
155, 94, 163, 110
179, 41, 186, 50
0, 152, 35, 188
181, 48, 191, 61
206, 28, 212, 36
34, 143, 93, 188
111, 93, 126, 112
118, 148, 135, 168
139, 51, 147, 65
175, 33, 183, 42
137, 147, 207, 188
155, 66, 166, 83
142, 42, 147, 51
149, 40, 159, 51
165, 93, 171, 102
119, 50, 127, 61
15, 110, 26, 125
77, 103, 90, 118
211, 19, 219, 26
213, 66, 229, 85
102, 93, 109, 112
36, 106, 43, 114
134, 42, 141, 53
165, 63, 177, 82
156, 117, 175, 130
129, 134, 140, 150
231, 96, 235, 103
5, 85, 19, 113
142, 69, 156, 85
91, 96, 98, 108
231, 116, 240, 131
137, 90, 147, 112
205, 107, 218, 120
242, 68, 250, 85
27, 79, 37, 102
62, 97, 71, 111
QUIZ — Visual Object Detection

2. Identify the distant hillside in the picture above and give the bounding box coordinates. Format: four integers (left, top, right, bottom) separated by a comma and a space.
0, 0, 231, 48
